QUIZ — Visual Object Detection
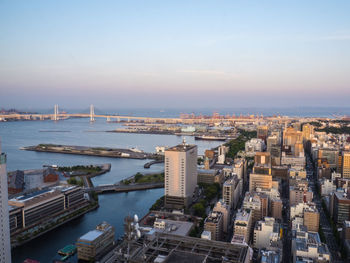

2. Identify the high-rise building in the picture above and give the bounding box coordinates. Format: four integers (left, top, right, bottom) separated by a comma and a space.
304, 207, 320, 232
333, 192, 350, 225
342, 152, 350, 178
164, 140, 198, 209
223, 176, 241, 210
253, 217, 280, 249
233, 209, 252, 243
270, 197, 283, 220
243, 192, 262, 224
257, 126, 269, 142
249, 173, 272, 192
302, 124, 314, 141
204, 211, 223, 241
213, 200, 230, 233
0, 140, 11, 263
254, 152, 271, 166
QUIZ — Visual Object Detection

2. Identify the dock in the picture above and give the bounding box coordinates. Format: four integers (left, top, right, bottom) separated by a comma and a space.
22, 144, 158, 160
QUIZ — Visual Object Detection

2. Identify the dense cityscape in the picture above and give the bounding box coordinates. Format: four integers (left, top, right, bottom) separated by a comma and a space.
0, 111, 350, 262
1, 1, 350, 263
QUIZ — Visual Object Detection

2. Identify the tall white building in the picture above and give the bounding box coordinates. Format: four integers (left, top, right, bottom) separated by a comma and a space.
253, 217, 280, 249
0, 140, 11, 263
164, 140, 197, 208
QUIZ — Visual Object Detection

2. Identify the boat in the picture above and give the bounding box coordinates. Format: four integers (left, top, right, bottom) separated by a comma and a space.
194, 135, 227, 141
58, 244, 76, 257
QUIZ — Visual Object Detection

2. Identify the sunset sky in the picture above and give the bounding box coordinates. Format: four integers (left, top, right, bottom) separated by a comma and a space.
1, 0, 350, 109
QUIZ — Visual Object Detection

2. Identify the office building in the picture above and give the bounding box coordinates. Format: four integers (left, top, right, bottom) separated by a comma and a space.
257, 125, 269, 142
164, 141, 198, 208
255, 152, 271, 166
204, 211, 223, 241
304, 207, 320, 232
271, 197, 283, 220
253, 217, 280, 249
342, 221, 350, 240
290, 202, 319, 232
343, 152, 350, 178
319, 179, 336, 196
213, 200, 230, 233
333, 191, 350, 225
289, 186, 313, 206
223, 175, 242, 210
245, 138, 266, 155
243, 192, 263, 224
197, 169, 223, 184
76, 222, 115, 261
302, 124, 314, 141
249, 173, 272, 192
0, 140, 11, 263
8, 185, 85, 230
233, 209, 252, 243
291, 226, 330, 263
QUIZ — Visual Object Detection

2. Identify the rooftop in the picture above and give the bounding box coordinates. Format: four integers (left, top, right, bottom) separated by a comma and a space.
78, 229, 104, 242
153, 219, 193, 236
166, 143, 197, 152
235, 209, 251, 223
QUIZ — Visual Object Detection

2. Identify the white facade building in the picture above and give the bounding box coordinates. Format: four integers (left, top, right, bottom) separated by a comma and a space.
253, 217, 280, 249
245, 138, 266, 155
0, 140, 11, 263
320, 179, 336, 196
164, 141, 198, 208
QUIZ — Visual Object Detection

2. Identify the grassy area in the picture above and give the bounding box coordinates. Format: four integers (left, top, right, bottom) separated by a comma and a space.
67, 177, 83, 187
123, 172, 164, 185
135, 172, 164, 183
316, 126, 350, 135
192, 183, 221, 218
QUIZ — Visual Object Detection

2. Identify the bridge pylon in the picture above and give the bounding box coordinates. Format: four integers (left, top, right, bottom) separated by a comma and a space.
90, 104, 95, 122
53, 104, 59, 121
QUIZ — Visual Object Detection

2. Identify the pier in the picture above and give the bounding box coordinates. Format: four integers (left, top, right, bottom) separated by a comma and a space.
22, 144, 158, 160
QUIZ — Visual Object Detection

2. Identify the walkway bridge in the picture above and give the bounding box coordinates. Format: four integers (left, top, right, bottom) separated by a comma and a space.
84, 182, 164, 194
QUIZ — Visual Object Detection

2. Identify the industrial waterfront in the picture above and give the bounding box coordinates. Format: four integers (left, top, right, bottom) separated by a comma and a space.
0, 117, 222, 263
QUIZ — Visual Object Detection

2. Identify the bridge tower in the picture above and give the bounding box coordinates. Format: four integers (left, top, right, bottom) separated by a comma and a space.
106, 116, 111, 122
90, 104, 95, 122
53, 104, 59, 121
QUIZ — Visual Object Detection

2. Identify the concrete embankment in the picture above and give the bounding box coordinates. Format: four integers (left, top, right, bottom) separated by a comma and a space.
22, 144, 157, 160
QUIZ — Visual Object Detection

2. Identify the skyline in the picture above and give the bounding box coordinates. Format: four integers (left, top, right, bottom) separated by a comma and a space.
1, 1, 350, 108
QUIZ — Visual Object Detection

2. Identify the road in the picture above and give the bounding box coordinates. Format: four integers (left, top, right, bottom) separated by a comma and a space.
306, 154, 343, 263
281, 177, 292, 263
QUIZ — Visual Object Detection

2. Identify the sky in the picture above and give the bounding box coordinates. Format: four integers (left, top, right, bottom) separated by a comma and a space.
0, 0, 350, 110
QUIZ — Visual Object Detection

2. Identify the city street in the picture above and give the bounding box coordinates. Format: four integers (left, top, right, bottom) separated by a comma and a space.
306, 155, 343, 262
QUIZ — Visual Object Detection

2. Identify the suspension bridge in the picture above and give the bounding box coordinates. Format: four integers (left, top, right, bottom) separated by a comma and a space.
0, 104, 288, 123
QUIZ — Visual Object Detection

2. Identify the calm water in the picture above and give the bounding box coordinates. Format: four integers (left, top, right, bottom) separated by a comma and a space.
0, 118, 221, 263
